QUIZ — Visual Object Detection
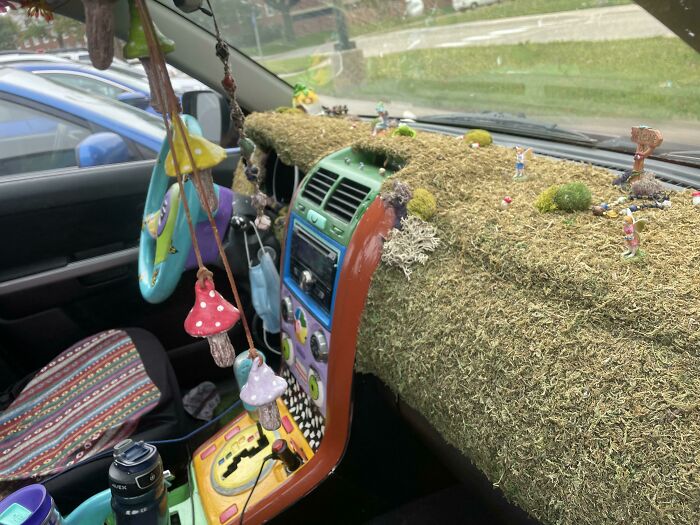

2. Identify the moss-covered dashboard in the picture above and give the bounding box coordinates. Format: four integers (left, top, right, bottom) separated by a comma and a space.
237, 111, 700, 525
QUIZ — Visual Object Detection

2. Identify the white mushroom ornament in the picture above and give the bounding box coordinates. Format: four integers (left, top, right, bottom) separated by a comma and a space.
184, 277, 240, 367
239, 358, 287, 431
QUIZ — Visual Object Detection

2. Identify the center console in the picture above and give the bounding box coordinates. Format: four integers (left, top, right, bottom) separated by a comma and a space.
191, 147, 394, 524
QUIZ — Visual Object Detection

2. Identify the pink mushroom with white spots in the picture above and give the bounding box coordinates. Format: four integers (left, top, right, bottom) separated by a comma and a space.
239, 357, 287, 430
184, 278, 240, 367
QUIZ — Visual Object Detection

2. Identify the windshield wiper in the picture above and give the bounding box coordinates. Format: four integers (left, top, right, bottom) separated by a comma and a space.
414, 112, 599, 146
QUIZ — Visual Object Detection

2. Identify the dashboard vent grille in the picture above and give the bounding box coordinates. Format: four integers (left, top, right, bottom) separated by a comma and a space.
302, 168, 339, 205
325, 178, 371, 223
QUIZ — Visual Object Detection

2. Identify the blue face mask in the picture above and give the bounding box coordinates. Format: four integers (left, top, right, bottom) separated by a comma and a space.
245, 224, 281, 334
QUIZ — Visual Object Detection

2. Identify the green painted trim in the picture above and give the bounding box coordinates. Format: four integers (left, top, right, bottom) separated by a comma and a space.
294, 147, 391, 246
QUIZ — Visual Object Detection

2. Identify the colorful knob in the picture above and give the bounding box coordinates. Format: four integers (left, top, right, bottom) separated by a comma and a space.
310, 331, 328, 363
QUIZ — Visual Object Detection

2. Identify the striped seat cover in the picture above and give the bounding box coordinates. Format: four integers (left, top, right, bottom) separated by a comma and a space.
0, 329, 161, 492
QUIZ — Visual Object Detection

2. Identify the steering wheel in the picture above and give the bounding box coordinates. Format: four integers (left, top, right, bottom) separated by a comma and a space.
138, 115, 224, 304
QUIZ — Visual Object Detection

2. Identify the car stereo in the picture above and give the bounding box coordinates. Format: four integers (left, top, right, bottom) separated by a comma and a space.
288, 223, 340, 315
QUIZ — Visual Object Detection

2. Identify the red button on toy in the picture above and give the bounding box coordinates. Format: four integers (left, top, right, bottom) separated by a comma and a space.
219, 504, 239, 523
200, 444, 216, 460
225, 426, 241, 441
281, 416, 293, 433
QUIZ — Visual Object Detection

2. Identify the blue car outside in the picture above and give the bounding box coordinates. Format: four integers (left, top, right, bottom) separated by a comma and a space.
11, 61, 165, 114
0, 68, 165, 175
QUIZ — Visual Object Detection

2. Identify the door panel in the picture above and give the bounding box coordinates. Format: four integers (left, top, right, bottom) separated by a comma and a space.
0, 151, 240, 385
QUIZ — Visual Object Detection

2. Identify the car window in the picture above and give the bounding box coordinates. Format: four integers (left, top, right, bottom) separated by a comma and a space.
38, 72, 130, 99
0, 98, 91, 176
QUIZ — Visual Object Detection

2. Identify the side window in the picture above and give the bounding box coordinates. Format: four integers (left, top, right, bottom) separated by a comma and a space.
0, 99, 91, 176
38, 73, 129, 100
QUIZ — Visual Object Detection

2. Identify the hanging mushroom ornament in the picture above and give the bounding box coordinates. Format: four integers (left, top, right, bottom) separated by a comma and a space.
123, 0, 175, 114
239, 358, 287, 431
184, 276, 240, 367
165, 121, 227, 212
81, 0, 118, 70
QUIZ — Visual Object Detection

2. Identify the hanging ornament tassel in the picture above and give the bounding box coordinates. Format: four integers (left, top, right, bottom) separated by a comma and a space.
81, 0, 118, 69
184, 269, 240, 367
124, 0, 175, 113
140, 59, 165, 113
197, 169, 219, 212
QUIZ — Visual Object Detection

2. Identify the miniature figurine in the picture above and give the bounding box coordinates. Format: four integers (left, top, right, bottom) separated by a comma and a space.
322, 105, 349, 117
693, 190, 700, 207
292, 83, 322, 114
372, 102, 390, 136
630, 126, 663, 173
513, 147, 533, 181
622, 212, 647, 258
500, 196, 513, 210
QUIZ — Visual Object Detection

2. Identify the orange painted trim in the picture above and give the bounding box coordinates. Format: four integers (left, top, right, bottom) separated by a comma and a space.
241, 197, 395, 524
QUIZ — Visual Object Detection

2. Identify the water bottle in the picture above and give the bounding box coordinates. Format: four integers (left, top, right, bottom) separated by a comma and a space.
109, 440, 169, 525
0, 484, 63, 525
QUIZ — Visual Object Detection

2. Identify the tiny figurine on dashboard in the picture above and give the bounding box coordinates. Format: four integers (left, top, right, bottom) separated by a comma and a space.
693, 190, 700, 207
292, 83, 322, 114
239, 358, 288, 431
622, 211, 647, 259
322, 105, 349, 117
513, 146, 533, 180
631, 126, 663, 173
372, 102, 391, 136
500, 196, 513, 210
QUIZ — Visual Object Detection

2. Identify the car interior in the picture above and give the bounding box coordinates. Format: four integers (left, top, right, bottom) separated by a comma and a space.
0, 1, 699, 524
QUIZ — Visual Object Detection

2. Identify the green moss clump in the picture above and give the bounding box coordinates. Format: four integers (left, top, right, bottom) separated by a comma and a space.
553, 182, 592, 212
464, 129, 493, 147
407, 188, 437, 221
275, 106, 303, 114
392, 124, 417, 138
534, 184, 560, 213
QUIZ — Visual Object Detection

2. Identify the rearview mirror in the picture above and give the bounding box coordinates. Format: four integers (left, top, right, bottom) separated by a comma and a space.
181, 90, 229, 145
75, 132, 132, 168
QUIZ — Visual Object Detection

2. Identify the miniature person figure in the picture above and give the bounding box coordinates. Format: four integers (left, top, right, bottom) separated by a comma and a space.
373, 102, 390, 136
630, 126, 663, 173
622, 212, 647, 258
513, 146, 533, 180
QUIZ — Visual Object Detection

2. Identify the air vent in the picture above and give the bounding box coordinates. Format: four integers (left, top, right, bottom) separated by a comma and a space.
325, 178, 371, 223
302, 168, 339, 205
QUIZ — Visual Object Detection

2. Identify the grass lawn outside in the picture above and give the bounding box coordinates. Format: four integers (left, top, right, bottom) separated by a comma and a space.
249, 0, 631, 58
265, 37, 700, 123
351, 0, 631, 37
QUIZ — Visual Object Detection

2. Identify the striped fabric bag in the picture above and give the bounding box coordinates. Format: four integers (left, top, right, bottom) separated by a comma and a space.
0, 329, 161, 495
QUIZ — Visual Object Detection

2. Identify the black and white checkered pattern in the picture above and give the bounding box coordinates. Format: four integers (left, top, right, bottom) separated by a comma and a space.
280, 365, 325, 451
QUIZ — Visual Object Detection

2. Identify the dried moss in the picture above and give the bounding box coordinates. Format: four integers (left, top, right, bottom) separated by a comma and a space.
244, 111, 700, 525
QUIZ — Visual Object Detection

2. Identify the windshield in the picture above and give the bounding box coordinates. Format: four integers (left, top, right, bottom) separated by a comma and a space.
177, 0, 698, 152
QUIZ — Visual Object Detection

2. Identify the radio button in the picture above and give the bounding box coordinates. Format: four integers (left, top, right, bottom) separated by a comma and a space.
310, 331, 328, 362
307, 210, 327, 229
281, 297, 294, 323
299, 270, 315, 291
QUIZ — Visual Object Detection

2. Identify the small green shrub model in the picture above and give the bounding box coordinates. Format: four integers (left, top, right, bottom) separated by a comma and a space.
392, 124, 417, 138
275, 106, 304, 114
534, 184, 560, 213
464, 129, 493, 147
407, 188, 437, 221
553, 182, 592, 212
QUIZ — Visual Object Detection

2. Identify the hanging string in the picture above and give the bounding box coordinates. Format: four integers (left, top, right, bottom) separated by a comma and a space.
135, 0, 258, 358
